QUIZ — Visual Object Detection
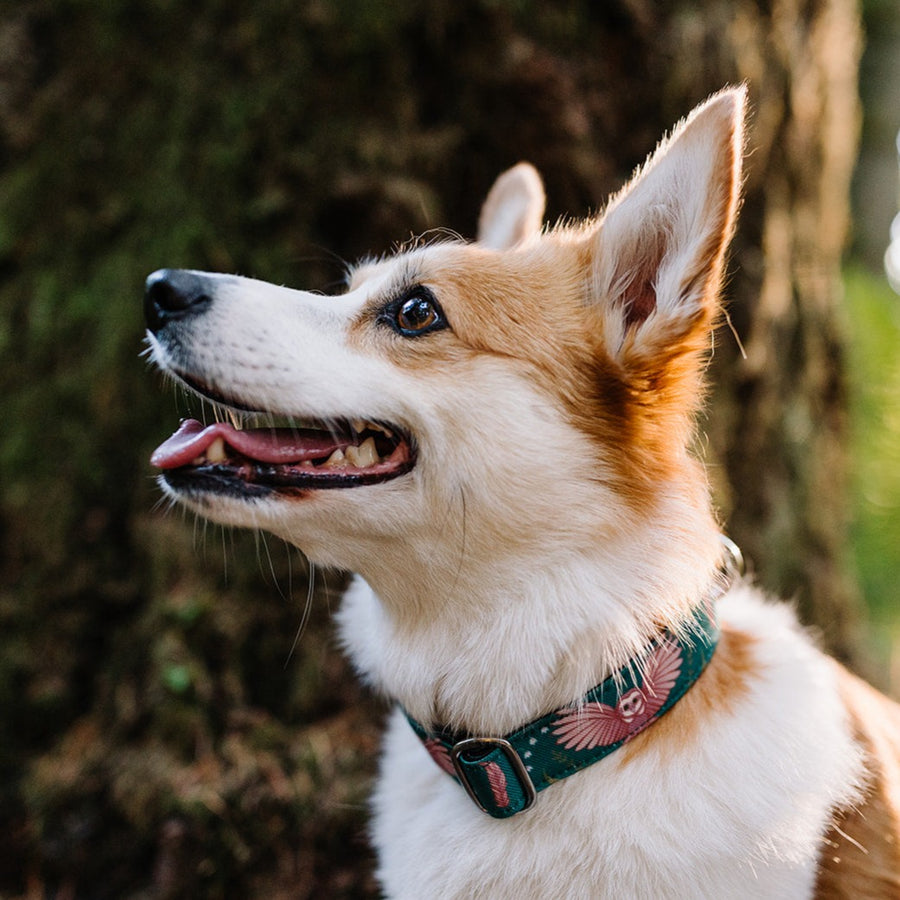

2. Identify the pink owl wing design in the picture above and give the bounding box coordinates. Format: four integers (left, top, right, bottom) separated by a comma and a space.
423, 738, 456, 776
480, 761, 510, 809
639, 637, 682, 718
552, 701, 631, 750
552, 639, 683, 751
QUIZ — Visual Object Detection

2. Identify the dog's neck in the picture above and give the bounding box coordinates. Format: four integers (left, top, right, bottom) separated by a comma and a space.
405, 590, 724, 818
337, 487, 725, 736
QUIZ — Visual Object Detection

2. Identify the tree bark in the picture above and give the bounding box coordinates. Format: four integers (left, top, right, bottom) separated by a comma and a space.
702, 0, 864, 662
0, 0, 864, 895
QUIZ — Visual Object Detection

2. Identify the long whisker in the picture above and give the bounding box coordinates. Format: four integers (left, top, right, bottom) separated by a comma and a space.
285, 557, 315, 669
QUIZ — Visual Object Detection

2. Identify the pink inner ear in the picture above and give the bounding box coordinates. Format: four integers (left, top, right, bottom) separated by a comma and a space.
625, 281, 657, 327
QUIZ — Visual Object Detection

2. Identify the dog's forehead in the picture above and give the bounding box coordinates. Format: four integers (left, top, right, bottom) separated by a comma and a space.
349, 238, 573, 296
345, 256, 404, 295
346, 240, 468, 294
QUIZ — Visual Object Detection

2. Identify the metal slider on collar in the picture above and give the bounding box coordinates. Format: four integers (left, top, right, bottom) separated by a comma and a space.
450, 737, 536, 818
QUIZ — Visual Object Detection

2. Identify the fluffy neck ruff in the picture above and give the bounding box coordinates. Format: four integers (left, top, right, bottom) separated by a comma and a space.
403, 566, 730, 818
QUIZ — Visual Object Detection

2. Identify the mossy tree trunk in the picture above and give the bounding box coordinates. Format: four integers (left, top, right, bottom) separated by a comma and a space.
703, 0, 864, 662
0, 1, 862, 896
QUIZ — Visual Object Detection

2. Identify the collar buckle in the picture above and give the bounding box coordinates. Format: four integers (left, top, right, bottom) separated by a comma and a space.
450, 737, 537, 818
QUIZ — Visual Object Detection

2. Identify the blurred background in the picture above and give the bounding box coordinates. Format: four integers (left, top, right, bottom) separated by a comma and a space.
1, 0, 898, 896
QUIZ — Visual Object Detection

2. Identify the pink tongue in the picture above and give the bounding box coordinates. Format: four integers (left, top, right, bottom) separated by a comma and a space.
150, 419, 343, 469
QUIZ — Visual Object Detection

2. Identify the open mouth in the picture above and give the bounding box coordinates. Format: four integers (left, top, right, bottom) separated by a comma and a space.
151, 416, 416, 497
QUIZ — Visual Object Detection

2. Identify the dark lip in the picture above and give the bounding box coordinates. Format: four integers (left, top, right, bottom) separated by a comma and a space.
160, 452, 417, 500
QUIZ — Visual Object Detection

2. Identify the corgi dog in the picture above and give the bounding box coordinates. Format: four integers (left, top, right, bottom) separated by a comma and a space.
145, 87, 900, 898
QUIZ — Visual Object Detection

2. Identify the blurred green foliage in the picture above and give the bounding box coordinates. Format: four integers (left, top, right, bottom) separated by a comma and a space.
845, 265, 900, 653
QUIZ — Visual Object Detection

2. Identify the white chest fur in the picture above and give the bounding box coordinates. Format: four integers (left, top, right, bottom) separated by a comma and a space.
340, 585, 863, 900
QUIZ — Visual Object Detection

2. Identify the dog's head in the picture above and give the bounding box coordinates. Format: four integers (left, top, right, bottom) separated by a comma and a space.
146, 89, 745, 592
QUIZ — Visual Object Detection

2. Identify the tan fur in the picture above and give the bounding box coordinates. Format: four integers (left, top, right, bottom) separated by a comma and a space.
347, 227, 728, 510
345, 243, 668, 500
815, 666, 900, 897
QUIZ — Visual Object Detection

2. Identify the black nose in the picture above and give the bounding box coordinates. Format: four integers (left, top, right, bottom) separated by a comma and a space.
144, 269, 214, 332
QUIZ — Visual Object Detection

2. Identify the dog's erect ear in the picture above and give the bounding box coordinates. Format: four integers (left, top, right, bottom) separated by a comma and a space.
477, 162, 546, 250
589, 87, 745, 362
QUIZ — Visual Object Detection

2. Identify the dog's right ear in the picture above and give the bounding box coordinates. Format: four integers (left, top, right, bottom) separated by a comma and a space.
574, 89, 745, 463
588, 87, 746, 367
477, 162, 546, 250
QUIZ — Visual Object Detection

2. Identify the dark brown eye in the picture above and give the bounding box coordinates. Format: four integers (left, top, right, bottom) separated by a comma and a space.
386, 288, 447, 337
397, 296, 438, 331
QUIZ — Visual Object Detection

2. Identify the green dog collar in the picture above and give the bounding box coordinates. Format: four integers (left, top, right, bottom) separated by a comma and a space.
405, 551, 739, 819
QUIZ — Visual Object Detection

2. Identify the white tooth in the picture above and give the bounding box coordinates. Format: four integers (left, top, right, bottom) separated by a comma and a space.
206, 437, 228, 463
367, 421, 392, 437
345, 438, 379, 468
323, 448, 347, 468
356, 437, 379, 467
351, 419, 366, 435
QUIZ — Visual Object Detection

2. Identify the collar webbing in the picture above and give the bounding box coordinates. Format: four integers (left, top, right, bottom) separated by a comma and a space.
405, 572, 731, 819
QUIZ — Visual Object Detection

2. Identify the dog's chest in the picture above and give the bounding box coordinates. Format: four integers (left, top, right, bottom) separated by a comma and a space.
371, 709, 825, 899
359, 592, 865, 900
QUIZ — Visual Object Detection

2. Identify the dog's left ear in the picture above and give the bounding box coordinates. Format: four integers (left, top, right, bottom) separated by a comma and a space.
589, 87, 746, 362
477, 162, 546, 249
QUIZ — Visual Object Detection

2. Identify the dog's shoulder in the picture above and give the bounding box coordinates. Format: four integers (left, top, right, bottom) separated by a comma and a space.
690, 588, 900, 898
618, 587, 867, 868
630, 585, 864, 767
814, 663, 900, 898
